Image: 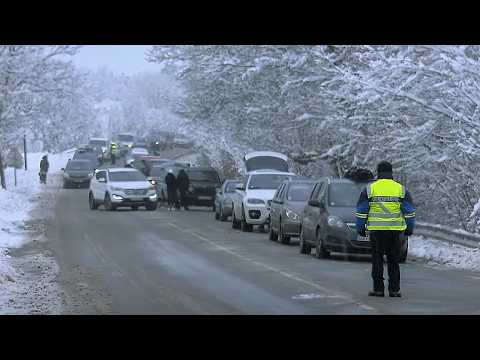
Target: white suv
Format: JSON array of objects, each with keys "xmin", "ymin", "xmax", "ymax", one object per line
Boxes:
[
  {"xmin": 89, "ymin": 168, "xmax": 158, "ymax": 211},
  {"xmin": 232, "ymin": 170, "xmax": 296, "ymax": 232}
]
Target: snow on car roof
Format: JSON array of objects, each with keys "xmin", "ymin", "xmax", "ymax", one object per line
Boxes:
[
  {"xmin": 248, "ymin": 169, "xmax": 295, "ymax": 175},
  {"xmin": 90, "ymin": 138, "xmax": 108, "ymax": 141}
]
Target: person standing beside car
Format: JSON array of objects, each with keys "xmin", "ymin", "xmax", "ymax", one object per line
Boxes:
[
  {"xmin": 356, "ymin": 161, "xmax": 416, "ymax": 298},
  {"xmin": 165, "ymin": 169, "xmax": 178, "ymax": 211},
  {"xmin": 110, "ymin": 142, "xmax": 118, "ymax": 165},
  {"xmin": 177, "ymin": 169, "xmax": 190, "ymax": 210},
  {"xmin": 39, "ymin": 155, "xmax": 49, "ymax": 184}
]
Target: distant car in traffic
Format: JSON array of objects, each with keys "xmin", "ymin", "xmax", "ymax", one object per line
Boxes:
[
  {"xmin": 215, "ymin": 180, "xmax": 242, "ymax": 221},
  {"xmin": 88, "ymin": 138, "xmax": 110, "ymax": 161},
  {"xmin": 128, "ymin": 156, "xmax": 173, "ymax": 176},
  {"xmin": 231, "ymin": 170, "xmax": 296, "ymax": 232},
  {"xmin": 269, "ymin": 179, "xmax": 315, "ymax": 244},
  {"xmin": 133, "ymin": 136, "xmax": 148, "ymax": 149},
  {"xmin": 72, "ymin": 147, "xmax": 101, "ymax": 167},
  {"xmin": 88, "ymin": 168, "xmax": 158, "ymax": 211},
  {"xmin": 173, "ymin": 134, "xmax": 194, "ymax": 149},
  {"xmin": 299, "ymin": 177, "xmax": 408, "ymax": 262},
  {"xmin": 62, "ymin": 159, "xmax": 95, "ymax": 188},
  {"xmin": 125, "ymin": 147, "xmax": 149, "ymax": 167},
  {"xmin": 185, "ymin": 167, "xmax": 221, "ymax": 209},
  {"xmin": 117, "ymin": 133, "xmax": 136, "ymax": 156}
]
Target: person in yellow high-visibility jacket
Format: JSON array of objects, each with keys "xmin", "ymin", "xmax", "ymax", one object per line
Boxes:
[
  {"xmin": 110, "ymin": 142, "xmax": 118, "ymax": 165},
  {"xmin": 356, "ymin": 161, "xmax": 416, "ymax": 298}
]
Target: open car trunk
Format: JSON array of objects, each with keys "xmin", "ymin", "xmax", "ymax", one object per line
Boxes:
[{"xmin": 244, "ymin": 151, "xmax": 289, "ymax": 172}]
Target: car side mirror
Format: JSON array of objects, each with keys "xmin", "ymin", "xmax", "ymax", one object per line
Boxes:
[
  {"xmin": 236, "ymin": 184, "xmax": 245, "ymax": 191},
  {"xmin": 308, "ymin": 199, "xmax": 320, "ymax": 207},
  {"xmin": 98, "ymin": 177, "xmax": 106, "ymax": 183},
  {"xmin": 61, "ymin": 168, "xmax": 65, "ymax": 171}
]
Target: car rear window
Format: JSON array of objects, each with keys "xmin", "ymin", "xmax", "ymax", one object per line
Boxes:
[
  {"xmin": 118, "ymin": 135, "xmax": 135, "ymax": 142},
  {"xmin": 328, "ymin": 183, "xmax": 365, "ymax": 207},
  {"xmin": 89, "ymin": 140, "xmax": 107, "ymax": 147}
]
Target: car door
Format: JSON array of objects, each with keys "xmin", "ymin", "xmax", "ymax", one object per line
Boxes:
[
  {"xmin": 303, "ymin": 182, "xmax": 321, "ymax": 243},
  {"xmin": 314, "ymin": 181, "xmax": 327, "ymax": 240},
  {"xmin": 270, "ymin": 183, "xmax": 284, "ymax": 231},
  {"xmin": 93, "ymin": 170, "xmax": 107, "ymax": 200}
]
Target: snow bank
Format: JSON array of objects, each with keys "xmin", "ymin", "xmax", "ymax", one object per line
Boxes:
[
  {"xmin": 0, "ymin": 151, "xmax": 68, "ymax": 283},
  {"xmin": 410, "ymin": 235, "xmax": 480, "ymax": 272}
]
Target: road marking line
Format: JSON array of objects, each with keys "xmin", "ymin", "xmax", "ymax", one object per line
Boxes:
[{"xmin": 166, "ymin": 222, "xmax": 377, "ymax": 312}]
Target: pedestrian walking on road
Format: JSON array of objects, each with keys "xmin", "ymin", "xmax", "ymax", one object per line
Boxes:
[
  {"xmin": 177, "ymin": 169, "xmax": 190, "ymax": 210},
  {"xmin": 39, "ymin": 155, "xmax": 49, "ymax": 184},
  {"xmin": 165, "ymin": 169, "xmax": 178, "ymax": 211},
  {"xmin": 356, "ymin": 161, "xmax": 416, "ymax": 298}
]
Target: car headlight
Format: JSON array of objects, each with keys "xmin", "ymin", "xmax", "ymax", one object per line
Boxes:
[
  {"xmin": 128, "ymin": 144, "xmax": 133, "ymax": 148},
  {"xmin": 247, "ymin": 198, "xmax": 265, "ymax": 205},
  {"xmin": 112, "ymin": 194, "xmax": 124, "ymax": 200},
  {"xmin": 88, "ymin": 173, "xmax": 93, "ymax": 178},
  {"xmin": 111, "ymin": 186, "xmax": 124, "ymax": 191},
  {"xmin": 63, "ymin": 173, "xmax": 70, "ymax": 179},
  {"xmin": 327, "ymin": 216, "xmax": 346, "ymax": 229},
  {"xmin": 285, "ymin": 208, "xmax": 300, "ymax": 221}
]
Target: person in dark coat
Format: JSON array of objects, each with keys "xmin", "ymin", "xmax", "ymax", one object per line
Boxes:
[
  {"xmin": 176, "ymin": 169, "xmax": 190, "ymax": 210},
  {"xmin": 39, "ymin": 155, "xmax": 49, "ymax": 184},
  {"xmin": 165, "ymin": 170, "xmax": 178, "ymax": 211}
]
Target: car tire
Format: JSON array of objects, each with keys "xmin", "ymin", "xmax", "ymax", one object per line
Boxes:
[
  {"xmin": 104, "ymin": 194, "xmax": 116, "ymax": 211},
  {"xmin": 278, "ymin": 219, "xmax": 291, "ymax": 245},
  {"xmin": 131, "ymin": 206, "xmax": 139, "ymax": 211},
  {"xmin": 269, "ymin": 223, "xmax": 277, "ymax": 241},
  {"xmin": 89, "ymin": 192, "xmax": 98, "ymax": 210},
  {"xmin": 220, "ymin": 206, "xmax": 228, "ymax": 222},
  {"xmin": 299, "ymin": 227, "xmax": 311, "ymax": 254},
  {"xmin": 315, "ymin": 230, "xmax": 330, "ymax": 259},
  {"xmin": 241, "ymin": 207, "xmax": 253, "ymax": 232},
  {"xmin": 232, "ymin": 206, "xmax": 241, "ymax": 229},
  {"xmin": 146, "ymin": 202, "xmax": 158, "ymax": 211}
]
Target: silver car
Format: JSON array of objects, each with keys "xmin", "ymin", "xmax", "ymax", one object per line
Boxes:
[{"xmin": 215, "ymin": 180, "xmax": 242, "ymax": 221}]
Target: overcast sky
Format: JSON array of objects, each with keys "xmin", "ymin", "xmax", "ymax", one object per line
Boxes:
[{"xmin": 71, "ymin": 45, "xmax": 160, "ymax": 75}]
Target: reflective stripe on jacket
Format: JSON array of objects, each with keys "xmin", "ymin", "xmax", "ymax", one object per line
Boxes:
[{"xmin": 366, "ymin": 179, "xmax": 406, "ymax": 231}]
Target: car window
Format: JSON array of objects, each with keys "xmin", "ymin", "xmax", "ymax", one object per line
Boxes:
[
  {"xmin": 309, "ymin": 182, "xmax": 321, "ymax": 200},
  {"xmin": 225, "ymin": 181, "xmax": 241, "ymax": 193},
  {"xmin": 287, "ymin": 183, "xmax": 315, "ymax": 202},
  {"xmin": 273, "ymin": 184, "xmax": 284, "ymax": 202},
  {"xmin": 96, "ymin": 170, "xmax": 106, "ymax": 181},
  {"xmin": 187, "ymin": 170, "xmax": 220, "ymax": 183},
  {"xmin": 316, "ymin": 182, "xmax": 326, "ymax": 201}
]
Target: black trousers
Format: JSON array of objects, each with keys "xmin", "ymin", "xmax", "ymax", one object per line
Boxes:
[
  {"xmin": 370, "ymin": 231, "xmax": 401, "ymax": 293},
  {"xmin": 179, "ymin": 190, "xmax": 189, "ymax": 209}
]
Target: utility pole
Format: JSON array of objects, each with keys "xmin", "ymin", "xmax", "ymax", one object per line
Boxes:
[{"xmin": 23, "ymin": 134, "xmax": 27, "ymax": 170}]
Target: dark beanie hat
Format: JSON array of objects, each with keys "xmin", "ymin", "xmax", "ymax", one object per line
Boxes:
[{"xmin": 377, "ymin": 161, "xmax": 392, "ymax": 174}]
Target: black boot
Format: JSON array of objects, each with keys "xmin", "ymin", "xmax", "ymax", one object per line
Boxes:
[
  {"xmin": 389, "ymin": 291, "xmax": 402, "ymax": 298},
  {"xmin": 368, "ymin": 291, "xmax": 384, "ymax": 297}
]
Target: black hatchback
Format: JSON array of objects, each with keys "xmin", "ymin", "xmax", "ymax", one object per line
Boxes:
[
  {"xmin": 299, "ymin": 178, "xmax": 408, "ymax": 262},
  {"xmin": 185, "ymin": 167, "xmax": 221, "ymax": 209}
]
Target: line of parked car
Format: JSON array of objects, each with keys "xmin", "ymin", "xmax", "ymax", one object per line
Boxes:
[{"xmin": 213, "ymin": 151, "xmax": 409, "ymax": 262}]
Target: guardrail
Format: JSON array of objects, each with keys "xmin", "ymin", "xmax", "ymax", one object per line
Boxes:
[{"xmin": 415, "ymin": 222, "xmax": 480, "ymax": 249}]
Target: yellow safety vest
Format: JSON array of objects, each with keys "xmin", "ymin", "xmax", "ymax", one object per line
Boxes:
[{"xmin": 366, "ymin": 179, "xmax": 406, "ymax": 231}]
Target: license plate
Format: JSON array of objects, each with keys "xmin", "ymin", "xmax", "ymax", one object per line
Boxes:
[
  {"xmin": 198, "ymin": 196, "xmax": 212, "ymax": 200},
  {"xmin": 357, "ymin": 235, "xmax": 370, "ymax": 242}
]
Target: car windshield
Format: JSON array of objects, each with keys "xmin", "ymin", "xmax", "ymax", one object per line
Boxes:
[
  {"xmin": 109, "ymin": 171, "xmax": 146, "ymax": 182},
  {"xmin": 328, "ymin": 183, "xmax": 365, "ymax": 207},
  {"xmin": 245, "ymin": 156, "xmax": 289, "ymax": 172},
  {"xmin": 248, "ymin": 174, "xmax": 291, "ymax": 190},
  {"xmin": 118, "ymin": 135, "xmax": 135, "ymax": 142},
  {"xmin": 286, "ymin": 183, "xmax": 314, "ymax": 201},
  {"xmin": 67, "ymin": 161, "xmax": 92, "ymax": 171},
  {"xmin": 187, "ymin": 170, "xmax": 220, "ymax": 183},
  {"xmin": 150, "ymin": 167, "xmax": 166, "ymax": 177},
  {"xmin": 225, "ymin": 182, "xmax": 241, "ymax": 193},
  {"xmin": 89, "ymin": 140, "xmax": 107, "ymax": 147}
]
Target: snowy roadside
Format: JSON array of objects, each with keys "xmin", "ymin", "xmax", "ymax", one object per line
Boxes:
[
  {"xmin": 409, "ymin": 235, "xmax": 480, "ymax": 272},
  {"xmin": 0, "ymin": 151, "xmax": 72, "ymax": 314}
]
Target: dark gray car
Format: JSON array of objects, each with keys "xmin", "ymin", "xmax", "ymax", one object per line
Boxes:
[
  {"xmin": 299, "ymin": 178, "xmax": 408, "ymax": 262},
  {"xmin": 269, "ymin": 179, "xmax": 315, "ymax": 244},
  {"xmin": 215, "ymin": 180, "xmax": 242, "ymax": 221},
  {"xmin": 62, "ymin": 159, "xmax": 94, "ymax": 188}
]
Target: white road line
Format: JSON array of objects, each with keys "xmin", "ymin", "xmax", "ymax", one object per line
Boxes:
[{"xmin": 167, "ymin": 222, "xmax": 378, "ymax": 312}]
